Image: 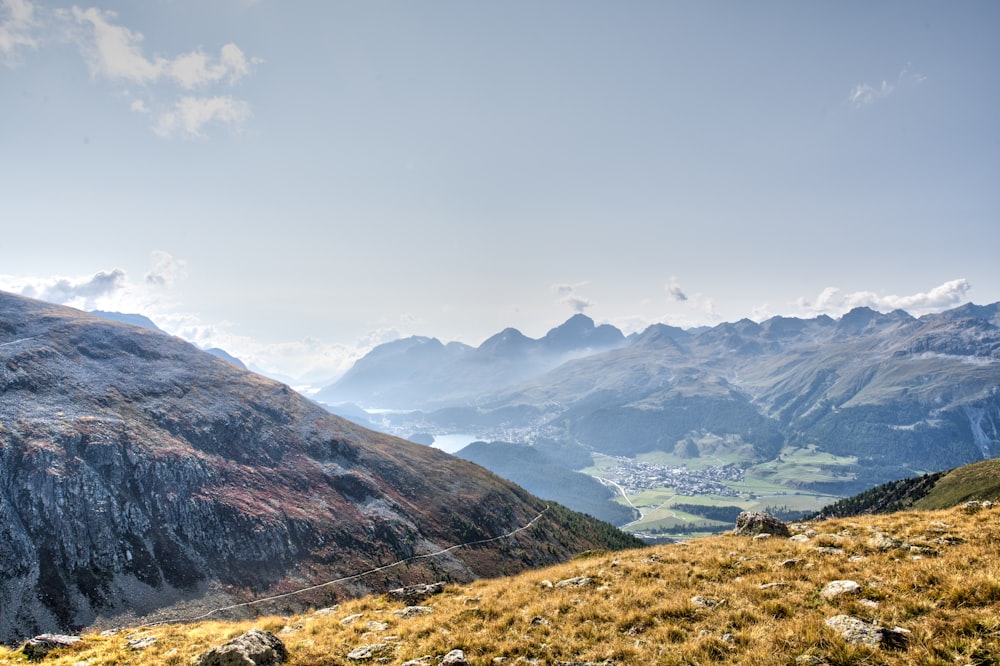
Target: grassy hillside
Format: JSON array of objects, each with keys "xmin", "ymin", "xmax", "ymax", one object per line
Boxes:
[
  {"xmin": 4, "ymin": 504, "xmax": 998, "ymax": 665},
  {"xmin": 812, "ymin": 458, "xmax": 1000, "ymax": 519},
  {"xmin": 912, "ymin": 458, "xmax": 1000, "ymax": 509}
]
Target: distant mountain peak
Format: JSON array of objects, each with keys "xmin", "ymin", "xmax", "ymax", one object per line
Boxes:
[
  {"xmin": 542, "ymin": 314, "xmax": 624, "ymax": 352},
  {"xmin": 89, "ymin": 310, "xmax": 164, "ymax": 333}
]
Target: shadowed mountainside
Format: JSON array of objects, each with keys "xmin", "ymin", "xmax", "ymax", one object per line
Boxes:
[{"xmin": 0, "ymin": 292, "xmax": 640, "ymax": 644}]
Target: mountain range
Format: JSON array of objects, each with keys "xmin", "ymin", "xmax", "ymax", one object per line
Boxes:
[
  {"xmin": 314, "ymin": 313, "xmax": 626, "ymax": 409},
  {"xmin": 0, "ymin": 292, "xmax": 640, "ymax": 644},
  {"xmin": 320, "ymin": 304, "xmax": 1000, "ymax": 506}
]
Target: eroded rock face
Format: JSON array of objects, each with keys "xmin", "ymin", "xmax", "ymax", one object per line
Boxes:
[{"xmin": 0, "ymin": 293, "xmax": 642, "ymax": 644}]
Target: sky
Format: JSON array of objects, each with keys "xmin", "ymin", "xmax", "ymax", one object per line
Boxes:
[{"xmin": 2, "ymin": 1, "xmax": 998, "ymax": 387}]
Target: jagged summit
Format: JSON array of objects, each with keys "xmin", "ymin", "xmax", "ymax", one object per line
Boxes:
[
  {"xmin": 0, "ymin": 292, "xmax": 639, "ymax": 643},
  {"xmin": 315, "ymin": 314, "xmax": 627, "ymax": 409}
]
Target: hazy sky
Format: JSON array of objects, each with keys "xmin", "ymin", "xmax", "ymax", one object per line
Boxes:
[{"xmin": 2, "ymin": 1, "xmax": 998, "ymax": 385}]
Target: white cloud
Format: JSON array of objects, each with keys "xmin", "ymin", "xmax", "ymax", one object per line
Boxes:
[
  {"xmin": 0, "ymin": 0, "xmax": 38, "ymax": 63},
  {"xmin": 153, "ymin": 95, "xmax": 251, "ymax": 138},
  {"xmin": 0, "ymin": 268, "xmax": 127, "ymax": 311},
  {"xmin": 847, "ymin": 62, "xmax": 926, "ymax": 109},
  {"xmin": 166, "ymin": 42, "xmax": 254, "ymax": 89},
  {"xmin": 666, "ymin": 277, "xmax": 688, "ymax": 302},
  {"xmin": 18, "ymin": 4, "xmax": 262, "ymax": 138},
  {"xmin": 65, "ymin": 8, "xmax": 256, "ymax": 89},
  {"xmin": 67, "ymin": 6, "xmax": 162, "ymax": 83},
  {"xmin": 0, "ymin": 254, "xmax": 375, "ymax": 387},
  {"xmin": 553, "ymin": 282, "xmax": 593, "ymax": 313},
  {"xmin": 848, "ymin": 80, "xmax": 894, "ymax": 108},
  {"xmin": 144, "ymin": 250, "xmax": 187, "ymax": 287},
  {"xmin": 166, "ymin": 321, "xmax": 371, "ymax": 387},
  {"xmin": 799, "ymin": 278, "xmax": 971, "ymax": 317},
  {"xmin": 0, "ymin": 251, "xmax": 189, "ymax": 313}
]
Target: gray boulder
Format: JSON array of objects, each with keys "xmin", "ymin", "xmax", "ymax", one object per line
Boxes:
[
  {"xmin": 441, "ymin": 649, "xmax": 469, "ymax": 665},
  {"xmin": 825, "ymin": 614, "xmax": 910, "ymax": 650},
  {"xmin": 22, "ymin": 634, "xmax": 81, "ymax": 661},
  {"xmin": 820, "ymin": 580, "xmax": 861, "ymax": 600},
  {"xmin": 388, "ymin": 582, "xmax": 447, "ymax": 604},
  {"xmin": 194, "ymin": 629, "xmax": 288, "ymax": 666},
  {"xmin": 733, "ymin": 511, "xmax": 791, "ymax": 538}
]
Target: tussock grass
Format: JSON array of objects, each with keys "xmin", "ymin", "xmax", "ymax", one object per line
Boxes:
[{"xmin": 2, "ymin": 505, "xmax": 998, "ymax": 665}]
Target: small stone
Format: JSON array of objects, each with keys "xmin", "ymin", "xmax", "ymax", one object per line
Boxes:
[
  {"xmin": 868, "ymin": 533, "xmax": 904, "ymax": 551},
  {"xmin": 813, "ymin": 546, "xmax": 845, "ymax": 556},
  {"xmin": 441, "ymin": 649, "xmax": 469, "ymax": 665},
  {"xmin": 346, "ymin": 643, "xmax": 392, "ymax": 661},
  {"xmin": 394, "ymin": 606, "xmax": 434, "ymax": 618},
  {"xmin": 126, "ymin": 636, "xmax": 157, "ymax": 650},
  {"xmin": 691, "ymin": 595, "xmax": 725, "ymax": 609},
  {"xmin": 555, "ymin": 576, "xmax": 593, "ymax": 589},
  {"xmin": 387, "ymin": 582, "xmax": 446, "ymax": 604},
  {"xmin": 962, "ymin": 500, "xmax": 983, "ymax": 514},
  {"xmin": 821, "ymin": 580, "xmax": 862, "ymax": 600},
  {"xmin": 312, "ymin": 606, "xmax": 339, "ymax": 616}
]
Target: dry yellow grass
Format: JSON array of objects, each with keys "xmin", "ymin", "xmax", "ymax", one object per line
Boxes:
[{"xmin": 2, "ymin": 505, "xmax": 998, "ymax": 665}]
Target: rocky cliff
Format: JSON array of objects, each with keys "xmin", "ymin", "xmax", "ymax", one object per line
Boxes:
[{"xmin": 0, "ymin": 292, "xmax": 640, "ymax": 643}]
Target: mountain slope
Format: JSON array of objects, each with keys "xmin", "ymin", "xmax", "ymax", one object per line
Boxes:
[
  {"xmin": 0, "ymin": 292, "xmax": 641, "ymax": 643},
  {"xmin": 813, "ymin": 457, "xmax": 1000, "ymax": 518},
  {"xmin": 453, "ymin": 440, "xmax": 637, "ymax": 525},
  {"xmin": 4, "ymin": 503, "xmax": 998, "ymax": 665}
]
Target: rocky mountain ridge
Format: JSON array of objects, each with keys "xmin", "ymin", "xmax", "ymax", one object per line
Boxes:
[
  {"xmin": 314, "ymin": 313, "xmax": 626, "ymax": 410},
  {"xmin": 330, "ymin": 303, "xmax": 1000, "ymax": 518},
  {"xmin": 0, "ymin": 292, "xmax": 640, "ymax": 644}
]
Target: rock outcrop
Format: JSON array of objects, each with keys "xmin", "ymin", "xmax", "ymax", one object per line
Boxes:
[
  {"xmin": 824, "ymin": 615, "xmax": 910, "ymax": 650},
  {"xmin": 733, "ymin": 511, "xmax": 791, "ymax": 537},
  {"xmin": 194, "ymin": 629, "xmax": 287, "ymax": 666}
]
